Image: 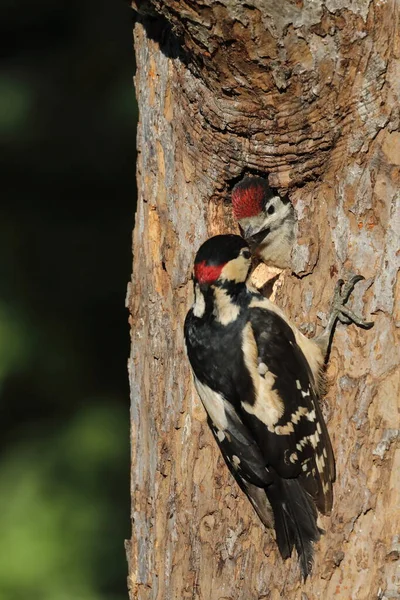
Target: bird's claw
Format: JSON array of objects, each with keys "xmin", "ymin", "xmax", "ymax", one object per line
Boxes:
[
  {"xmin": 331, "ymin": 276, "xmax": 374, "ymax": 330},
  {"xmin": 314, "ymin": 275, "xmax": 374, "ymax": 358}
]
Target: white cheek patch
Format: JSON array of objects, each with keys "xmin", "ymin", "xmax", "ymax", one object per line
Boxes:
[
  {"xmin": 263, "ymin": 197, "xmax": 292, "ymax": 228},
  {"xmin": 240, "ymin": 197, "xmax": 291, "ymax": 238},
  {"xmin": 220, "ymin": 255, "xmax": 250, "ymax": 284}
]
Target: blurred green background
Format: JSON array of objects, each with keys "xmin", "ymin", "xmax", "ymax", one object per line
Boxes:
[{"xmin": 1, "ymin": 1, "xmax": 136, "ymax": 599}]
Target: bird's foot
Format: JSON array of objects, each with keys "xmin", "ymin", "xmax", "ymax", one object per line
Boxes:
[{"xmin": 314, "ymin": 275, "xmax": 374, "ymax": 358}]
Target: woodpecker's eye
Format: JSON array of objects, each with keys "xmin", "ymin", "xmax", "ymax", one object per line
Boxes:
[
  {"xmin": 267, "ymin": 205, "xmax": 275, "ymax": 215},
  {"xmin": 241, "ymin": 249, "xmax": 251, "ymax": 260}
]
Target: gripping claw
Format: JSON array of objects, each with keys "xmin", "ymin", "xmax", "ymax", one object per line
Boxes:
[{"xmin": 314, "ymin": 275, "xmax": 374, "ymax": 357}]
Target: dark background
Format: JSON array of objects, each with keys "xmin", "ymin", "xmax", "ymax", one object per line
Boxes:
[{"xmin": 0, "ymin": 1, "xmax": 137, "ymax": 598}]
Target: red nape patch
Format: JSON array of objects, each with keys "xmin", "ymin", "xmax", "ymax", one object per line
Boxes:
[
  {"xmin": 194, "ymin": 260, "xmax": 226, "ymax": 284},
  {"xmin": 231, "ymin": 184, "xmax": 265, "ymax": 220}
]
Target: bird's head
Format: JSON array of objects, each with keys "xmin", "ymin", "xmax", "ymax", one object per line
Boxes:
[
  {"xmin": 193, "ymin": 234, "xmax": 252, "ymax": 289},
  {"xmin": 231, "ymin": 176, "xmax": 293, "ymax": 254}
]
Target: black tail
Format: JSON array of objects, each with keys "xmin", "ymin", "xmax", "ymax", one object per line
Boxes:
[{"xmin": 266, "ymin": 477, "xmax": 321, "ymax": 579}]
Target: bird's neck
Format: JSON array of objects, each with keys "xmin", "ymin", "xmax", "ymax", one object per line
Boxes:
[{"xmin": 193, "ymin": 280, "xmax": 247, "ymax": 325}]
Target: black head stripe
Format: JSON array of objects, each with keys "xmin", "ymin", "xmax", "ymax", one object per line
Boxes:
[{"xmin": 194, "ymin": 234, "xmax": 249, "ymax": 267}]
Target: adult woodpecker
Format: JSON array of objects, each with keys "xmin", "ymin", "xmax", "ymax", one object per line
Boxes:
[
  {"xmin": 184, "ymin": 234, "xmax": 373, "ymax": 578},
  {"xmin": 231, "ymin": 176, "xmax": 295, "ymax": 268}
]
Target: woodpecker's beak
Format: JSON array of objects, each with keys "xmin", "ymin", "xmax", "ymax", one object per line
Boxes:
[{"xmin": 244, "ymin": 226, "xmax": 271, "ymax": 251}]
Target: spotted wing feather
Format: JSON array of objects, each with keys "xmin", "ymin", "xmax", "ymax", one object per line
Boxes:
[
  {"xmin": 244, "ymin": 307, "xmax": 335, "ymax": 514},
  {"xmin": 208, "ymin": 418, "xmax": 274, "ymax": 529},
  {"xmin": 203, "ymin": 397, "xmax": 272, "ymax": 488}
]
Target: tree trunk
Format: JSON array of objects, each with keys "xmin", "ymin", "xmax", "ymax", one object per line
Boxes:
[{"xmin": 127, "ymin": 2, "xmax": 400, "ymax": 598}]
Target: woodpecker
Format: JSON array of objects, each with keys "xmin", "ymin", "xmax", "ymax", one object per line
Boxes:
[
  {"xmin": 184, "ymin": 234, "xmax": 373, "ymax": 578},
  {"xmin": 231, "ymin": 176, "xmax": 295, "ymax": 269}
]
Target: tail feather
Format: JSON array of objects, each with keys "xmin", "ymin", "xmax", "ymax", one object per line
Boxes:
[
  {"xmin": 266, "ymin": 477, "xmax": 321, "ymax": 579},
  {"xmin": 241, "ymin": 480, "xmax": 275, "ymax": 529}
]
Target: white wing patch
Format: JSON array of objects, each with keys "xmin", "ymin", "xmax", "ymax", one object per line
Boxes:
[
  {"xmin": 308, "ymin": 431, "xmax": 320, "ymax": 448},
  {"xmin": 232, "ymin": 455, "xmax": 241, "ymax": 467},
  {"xmin": 316, "ymin": 453, "xmax": 326, "ymax": 474},
  {"xmin": 307, "ymin": 409, "xmax": 316, "ymax": 422},
  {"xmin": 241, "ymin": 322, "xmax": 284, "ymax": 429},
  {"xmin": 291, "ymin": 406, "xmax": 309, "ymax": 424},
  {"xmin": 258, "ymin": 362, "xmax": 268, "ymax": 376},
  {"xmin": 216, "ymin": 429, "xmax": 225, "ymax": 442}
]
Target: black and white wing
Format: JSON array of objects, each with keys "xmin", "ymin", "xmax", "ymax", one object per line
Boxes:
[
  {"xmin": 190, "ymin": 374, "xmax": 275, "ymax": 528},
  {"xmin": 207, "ymin": 417, "xmax": 274, "ymax": 529},
  {"xmin": 241, "ymin": 305, "xmax": 335, "ymax": 515}
]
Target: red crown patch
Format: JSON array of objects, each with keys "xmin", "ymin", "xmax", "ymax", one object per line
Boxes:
[
  {"xmin": 231, "ymin": 183, "xmax": 265, "ymax": 220},
  {"xmin": 194, "ymin": 261, "xmax": 226, "ymax": 284}
]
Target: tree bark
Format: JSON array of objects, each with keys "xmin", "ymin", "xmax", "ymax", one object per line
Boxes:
[{"xmin": 127, "ymin": 2, "xmax": 400, "ymax": 598}]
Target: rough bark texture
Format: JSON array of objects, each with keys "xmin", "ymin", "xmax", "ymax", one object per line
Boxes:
[{"xmin": 127, "ymin": 1, "xmax": 400, "ymax": 598}]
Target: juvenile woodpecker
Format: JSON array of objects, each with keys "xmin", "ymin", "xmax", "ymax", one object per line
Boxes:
[
  {"xmin": 231, "ymin": 176, "xmax": 295, "ymax": 269},
  {"xmin": 184, "ymin": 234, "xmax": 373, "ymax": 578}
]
